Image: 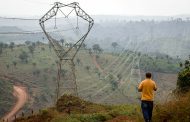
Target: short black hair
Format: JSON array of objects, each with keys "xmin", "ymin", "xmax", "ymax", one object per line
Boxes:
[{"xmin": 146, "ymin": 72, "xmax": 152, "ymax": 78}]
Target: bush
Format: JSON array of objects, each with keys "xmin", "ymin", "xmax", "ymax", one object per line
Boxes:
[
  {"xmin": 40, "ymin": 109, "xmax": 49, "ymax": 116},
  {"xmin": 177, "ymin": 65, "xmax": 190, "ymax": 92},
  {"xmin": 56, "ymin": 95, "xmax": 86, "ymax": 113}
]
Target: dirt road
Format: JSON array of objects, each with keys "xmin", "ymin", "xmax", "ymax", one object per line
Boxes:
[
  {"xmin": 92, "ymin": 55, "xmax": 107, "ymax": 75},
  {"xmin": 3, "ymin": 85, "xmax": 28, "ymax": 121}
]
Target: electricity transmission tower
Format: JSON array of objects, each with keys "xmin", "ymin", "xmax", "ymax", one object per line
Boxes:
[{"xmin": 39, "ymin": 2, "xmax": 94, "ymax": 100}]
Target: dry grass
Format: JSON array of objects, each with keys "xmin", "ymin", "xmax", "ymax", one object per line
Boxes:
[{"xmin": 152, "ymin": 91, "xmax": 190, "ymax": 122}]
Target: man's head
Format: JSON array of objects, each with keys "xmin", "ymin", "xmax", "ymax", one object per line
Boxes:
[{"xmin": 146, "ymin": 72, "xmax": 152, "ymax": 79}]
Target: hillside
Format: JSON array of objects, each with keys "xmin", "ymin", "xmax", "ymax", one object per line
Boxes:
[
  {"xmin": 1, "ymin": 16, "xmax": 190, "ymax": 58},
  {"xmin": 0, "ymin": 79, "xmax": 14, "ymax": 117},
  {"xmin": 0, "ymin": 42, "xmax": 180, "ymax": 118},
  {"xmin": 0, "ymin": 26, "xmax": 45, "ymax": 44}
]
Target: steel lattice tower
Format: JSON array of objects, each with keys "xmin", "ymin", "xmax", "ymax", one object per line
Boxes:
[{"xmin": 39, "ymin": 2, "xmax": 94, "ymax": 99}]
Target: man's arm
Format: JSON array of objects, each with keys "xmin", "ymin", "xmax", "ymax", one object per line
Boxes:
[
  {"xmin": 153, "ymin": 87, "xmax": 157, "ymax": 91},
  {"xmin": 138, "ymin": 88, "xmax": 142, "ymax": 92},
  {"xmin": 153, "ymin": 82, "xmax": 157, "ymax": 91},
  {"xmin": 138, "ymin": 82, "xmax": 143, "ymax": 92}
]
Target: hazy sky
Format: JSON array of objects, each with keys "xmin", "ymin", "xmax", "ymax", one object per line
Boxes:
[{"xmin": 0, "ymin": 0, "xmax": 190, "ymax": 16}]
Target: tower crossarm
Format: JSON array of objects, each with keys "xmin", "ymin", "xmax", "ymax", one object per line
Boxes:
[{"xmin": 39, "ymin": 2, "xmax": 94, "ymax": 60}]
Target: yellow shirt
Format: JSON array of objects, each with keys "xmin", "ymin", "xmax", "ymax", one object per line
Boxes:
[{"xmin": 138, "ymin": 79, "xmax": 157, "ymax": 101}]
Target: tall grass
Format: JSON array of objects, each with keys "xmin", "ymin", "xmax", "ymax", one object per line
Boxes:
[{"xmin": 152, "ymin": 91, "xmax": 190, "ymax": 122}]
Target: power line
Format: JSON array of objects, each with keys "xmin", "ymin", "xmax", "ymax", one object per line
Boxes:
[
  {"xmin": 0, "ymin": 16, "xmax": 39, "ymax": 20},
  {"xmin": 0, "ymin": 32, "xmax": 41, "ymax": 34},
  {"xmin": 0, "ymin": 16, "xmax": 77, "ymax": 21},
  {"xmin": 24, "ymin": 0, "xmax": 51, "ymax": 5},
  {"xmin": 0, "ymin": 28, "xmax": 78, "ymax": 35}
]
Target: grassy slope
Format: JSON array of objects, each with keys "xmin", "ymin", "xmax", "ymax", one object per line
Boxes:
[
  {"xmin": 0, "ymin": 44, "xmax": 180, "ymax": 114},
  {"xmin": 0, "ymin": 79, "xmax": 14, "ymax": 117},
  {"xmin": 15, "ymin": 92, "xmax": 190, "ymax": 122}
]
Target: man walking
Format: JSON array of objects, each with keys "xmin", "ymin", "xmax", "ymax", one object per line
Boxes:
[{"xmin": 138, "ymin": 72, "xmax": 157, "ymax": 122}]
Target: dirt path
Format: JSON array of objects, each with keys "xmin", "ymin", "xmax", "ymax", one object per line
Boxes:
[
  {"xmin": 92, "ymin": 55, "xmax": 107, "ymax": 75},
  {"xmin": 3, "ymin": 85, "xmax": 28, "ymax": 121}
]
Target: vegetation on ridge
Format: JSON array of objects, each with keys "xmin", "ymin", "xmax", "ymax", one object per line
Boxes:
[{"xmin": 16, "ymin": 95, "xmax": 137, "ymax": 122}]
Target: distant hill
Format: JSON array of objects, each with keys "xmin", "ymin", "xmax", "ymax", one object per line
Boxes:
[
  {"xmin": 0, "ymin": 15, "xmax": 190, "ymax": 58},
  {"xmin": 0, "ymin": 26, "xmax": 46, "ymax": 44},
  {"xmin": 0, "ymin": 26, "xmax": 23, "ymax": 32}
]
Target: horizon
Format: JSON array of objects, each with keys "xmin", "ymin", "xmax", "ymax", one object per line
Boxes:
[{"xmin": 0, "ymin": 14, "xmax": 190, "ymax": 20}]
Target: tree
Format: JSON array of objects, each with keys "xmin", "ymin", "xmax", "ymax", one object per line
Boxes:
[
  {"xmin": 60, "ymin": 69, "xmax": 67, "ymax": 77},
  {"xmin": 32, "ymin": 62, "xmax": 36, "ymax": 68},
  {"xmin": 25, "ymin": 41, "xmax": 31, "ymax": 45},
  {"xmin": 35, "ymin": 69, "xmax": 41, "ymax": 77},
  {"xmin": 41, "ymin": 47, "xmax": 45, "ymax": 51},
  {"xmin": 48, "ymin": 42, "xmax": 52, "ymax": 52},
  {"xmin": 81, "ymin": 43, "xmax": 87, "ymax": 49},
  {"xmin": 138, "ymin": 52, "xmax": 141, "ymax": 56},
  {"xmin": 92, "ymin": 44, "xmax": 102, "ymax": 54},
  {"xmin": 96, "ymin": 55, "xmax": 99, "ymax": 59},
  {"xmin": 0, "ymin": 43, "xmax": 3, "ymax": 48},
  {"xmin": 12, "ymin": 61, "xmax": 17, "ymax": 68},
  {"xmin": 3, "ymin": 43, "xmax": 8, "ymax": 48},
  {"xmin": 92, "ymin": 44, "xmax": 99, "ymax": 53},
  {"xmin": 166, "ymin": 55, "xmax": 170, "ymax": 64},
  {"xmin": 88, "ymin": 48, "xmax": 92, "ymax": 55},
  {"xmin": 177, "ymin": 58, "xmax": 190, "ymax": 92},
  {"xmin": 32, "ymin": 42, "xmax": 36, "ymax": 48},
  {"xmin": 19, "ymin": 51, "xmax": 29, "ymax": 63},
  {"xmin": 33, "ymin": 69, "xmax": 41, "ymax": 77},
  {"xmin": 28, "ymin": 45, "xmax": 35, "ymax": 57},
  {"xmin": 184, "ymin": 60, "xmax": 190, "ymax": 69},
  {"xmin": 177, "ymin": 68, "xmax": 190, "ymax": 92},
  {"xmin": 69, "ymin": 43, "xmax": 73, "ymax": 48},
  {"xmin": 97, "ymin": 72, "xmax": 101, "ymax": 79},
  {"xmin": 55, "ymin": 60, "xmax": 59, "ymax": 65},
  {"xmin": 0, "ymin": 47, "xmax": 2, "ymax": 55},
  {"xmin": 36, "ymin": 41, "xmax": 41, "ymax": 46},
  {"xmin": 98, "ymin": 48, "xmax": 103, "ymax": 54},
  {"xmin": 117, "ymin": 74, "xmax": 122, "ymax": 80},
  {"xmin": 43, "ymin": 74, "xmax": 48, "ymax": 81},
  {"xmin": 76, "ymin": 58, "xmax": 80, "ymax": 65},
  {"xmin": 6, "ymin": 64, "xmax": 10, "ymax": 69},
  {"xmin": 9, "ymin": 42, "xmax": 15, "ymax": 51},
  {"xmin": 107, "ymin": 74, "xmax": 118, "ymax": 91},
  {"xmin": 60, "ymin": 39, "xmax": 64, "ymax": 47},
  {"xmin": 111, "ymin": 42, "xmax": 118, "ymax": 52},
  {"xmin": 65, "ymin": 43, "xmax": 69, "ymax": 48},
  {"xmin": 179, "ymin": 62, "xmax": 183, "ymax": 67},
  {"xmin": 74, "ymin": 44, "xmax": 78, "ymax": 49},
  {"xmin": 52, "ymin": 76, "xmax": 56, "ymax": 82},
  {"xmin": 0, "ymin": 43, "xmax": 5, "ymax": 55},
  {"xmin": 85, "ymin": 66, "xmax": 90, "ymax": 72}
]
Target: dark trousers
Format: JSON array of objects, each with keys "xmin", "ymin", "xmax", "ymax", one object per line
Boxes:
[{"xmin": 141, "ymin": 100, "xmax": 153, "ymax": 122}]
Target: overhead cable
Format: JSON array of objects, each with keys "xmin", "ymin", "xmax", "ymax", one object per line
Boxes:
[{"xmin": 0, "ymin": 16, "xmax": 38, "ymax": 20}]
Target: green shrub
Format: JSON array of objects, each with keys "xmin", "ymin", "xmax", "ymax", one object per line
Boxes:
[
  {"xmin": 177, "ymin": 68, "xmax": 190, "ymax": 91},
  {"xmin": 40, "ymin": 109, "xmax": 49, "ymax": 116}
]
